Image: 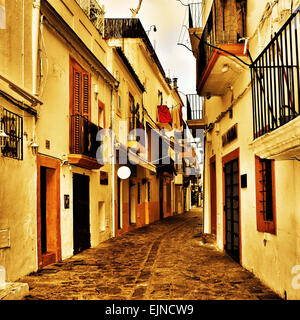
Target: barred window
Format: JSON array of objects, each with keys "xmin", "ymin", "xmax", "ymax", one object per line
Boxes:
[
  {"xmin": 1, "ymin": 109, "xmax": 23, "ymax": 160},
  {"xmin": 255, "ymin": 156, "xmax": 276, "ymax": 234}
]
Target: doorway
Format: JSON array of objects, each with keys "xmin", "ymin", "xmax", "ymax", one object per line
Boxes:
[
  {"xmin": 37, "ymin": 155, "xmax": 61, "ymax": 269},
  {"xmin": 129, "ymin": 179, "xmax": 136, "ymax": 224},
  {"xmin": 73, "ymin": 173, "xmax": 90, "ymax": 254},
  {"xmin": 223, "ymin": 156, "xmax": 240, "ymax": 263},
  {"xmin": 159, "ymin": 179, "xmax": 164, "ymax": 219},
  {"xmin": 210, "ymin": 155, "xmax": 217, "ymax": 235}
]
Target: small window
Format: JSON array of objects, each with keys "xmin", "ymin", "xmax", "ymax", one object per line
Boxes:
[
  {"xmin": 98, "ymin": 101, "xmax": 105, "ymax": 129},
  {"xmin": 118, "ymin": 94, "xmax": 121, "ymax": 111},
  {"xmin": 255, "ymin": 156, "xmax": 276, "ymax": 234},
  {"xmin": 1, "ymin": 109, "xmax": 23, "ymax": 160},
  {"xmin": 147, "ymin": 181, "xmax": 151, "ymax": 202}
]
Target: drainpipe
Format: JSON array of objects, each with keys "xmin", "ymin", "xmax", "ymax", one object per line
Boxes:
[
  {"xmin": 110, "ymin": 87, "xmax": 115, "ymax": 238},
  {"xmin": 32, "ymin": 0, "xmax": 41, "ymax": 95}
]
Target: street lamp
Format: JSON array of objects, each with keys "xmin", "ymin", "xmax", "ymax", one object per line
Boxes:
[{"xmin": 146, "ymin": 25, "xmax": 157, "ymax": 35}]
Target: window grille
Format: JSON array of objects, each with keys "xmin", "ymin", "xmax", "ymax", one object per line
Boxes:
[{"xmin": 1, "ymin": 109, "xmax": 23, "ymax": 160}]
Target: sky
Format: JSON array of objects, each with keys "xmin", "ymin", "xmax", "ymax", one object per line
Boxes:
[{"xmin": 102, "ymin": 0, "xmax": 197, "ymax": 96}]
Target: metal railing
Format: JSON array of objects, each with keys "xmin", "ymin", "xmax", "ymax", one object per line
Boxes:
[
  {"xmin": 186, "ymin": 94, "xmax": 203, "ymax": 120},
  {"xmin": 1, "ymin": 109, "xmax": 23, "ymax": 160},
  {"xmin": 75, "ymin": 0, "xmax": 105, "ymax": 35},
  {"xmin": 178, "ymin": 2, "xmax": 202, "ymax": 52},
  {"xmin": 188, "ymin": 2, "xmax": 203, "ymax": 29},
  {"xmin": 251, "ymin": 6, "xmax": 300, "ymax": 139},
  {"xmin": 70, "ymin": 114, "xmax": 101, "ymax": 159}
]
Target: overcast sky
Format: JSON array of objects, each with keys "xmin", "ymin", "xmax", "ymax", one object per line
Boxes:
[{"xmin": 102, "ymin": 0, "xmax": 197, "ymax": 95}]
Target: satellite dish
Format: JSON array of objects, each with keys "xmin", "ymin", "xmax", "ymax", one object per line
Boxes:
[{"xmin": 117, "ymin": 166, "xmax": 131, "ymax": 180}]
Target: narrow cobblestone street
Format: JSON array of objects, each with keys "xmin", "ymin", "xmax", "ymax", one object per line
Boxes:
[{"xmin": 20, "ymin": 208, "xmax": 280, "ymax": 300}]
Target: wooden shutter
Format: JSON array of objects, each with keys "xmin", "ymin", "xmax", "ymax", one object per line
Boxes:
[
  {"xmin": 70, "ymin": 58, "xmax": 90, "ymax": 154},
  {"xmin": 72, "ymin": 67, "xmax": 82, "ymax": 154},
  {"xmin": 82, "ymin": 72, "xmax": 90, "ymax": 119},
  {"xmin": 73, "ymin": 69, "xmax": 82, "ymax": 115}
]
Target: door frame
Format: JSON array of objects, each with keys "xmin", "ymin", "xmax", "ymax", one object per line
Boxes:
[
  {"xmin": 210, "ymin": 155, "xmax": 217, "ymax": 236},
  {"xmin": 222, "ymin": 148, "xmax": 241, "ymax": 264},
  {"xmin": 37, "ymin": 155, "xmax": 61, "ymax": 269}
]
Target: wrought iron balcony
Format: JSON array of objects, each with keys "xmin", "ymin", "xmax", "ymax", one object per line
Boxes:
[
  {"xmin": 69, "ymin": 114, "xmax": 102, "ymax": 169},
  {"xmin": 251, "ymin": 6, "xmax": 300, "ymax": 139},
  {"xmin": 196, "ymin": 0, "xmax": 247, "ymax": 96},
  {"xmin": 75, "ymin": 0, "xmax": 105, "ymax": 35},
  {"xmin": 186, "ymin": 94, "xmax": 206, "ymax": 135}
]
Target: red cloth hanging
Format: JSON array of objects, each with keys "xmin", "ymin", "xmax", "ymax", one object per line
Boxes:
[{"xmin": 157, "ymin": 105, "xmax": 172, "ymax": 123}]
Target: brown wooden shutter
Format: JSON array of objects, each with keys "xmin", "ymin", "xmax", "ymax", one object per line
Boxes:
[
  {"xmin": 73, "ymin": 69, "xmax": 82, "ymax": 115},
  {"xmin": 82, "ymin": 72, "xmax": 90, "ymax": 120}
]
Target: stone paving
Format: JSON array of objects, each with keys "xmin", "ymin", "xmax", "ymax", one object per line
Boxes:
[{"xmin": 20, "ymin": 208, "xmax": 281, "ymax": 300}]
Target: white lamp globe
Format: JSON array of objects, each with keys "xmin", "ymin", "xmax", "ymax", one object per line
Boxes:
[{"xmin": 117, "ymin": 166, "xmax": 131, "ymax": 180}]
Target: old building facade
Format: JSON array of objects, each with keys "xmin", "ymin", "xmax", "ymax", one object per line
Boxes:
[
  {"xmin": 0, "ymin": 0, "xmax": 194, "ymax": 282},
  {"xmin": 188, "ymin": 0, "xmax": 300, "ymax": 299}
]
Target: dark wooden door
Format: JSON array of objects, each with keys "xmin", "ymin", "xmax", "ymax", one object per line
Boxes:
[
  {"xmin": 73, "ymin": 173, "xmax": 90, "ymax": 254},
  {"xmin": 210, "ymin": 158, "xmax": 217, "ymax": 235},
  {"xmin": 224, "ymin": 158, "xmax": 240, "ymax": 262},
  {"xmin": 159, "ymin": 179, "xmax": 164, "ymax": 219}
]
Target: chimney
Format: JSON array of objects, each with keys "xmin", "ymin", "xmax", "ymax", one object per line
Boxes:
[{"xmin": 172, "ymin": 77, "xmax": 178, "ymax": 89}]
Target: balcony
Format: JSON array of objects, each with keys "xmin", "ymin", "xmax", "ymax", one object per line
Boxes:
[
  {"xmin": 195, "ymin": 0, "xmax": 248, "ymax": 96},
  {"xmin": 250, "ymin": 6, "xmax": 300, "ymax": 160},
  {"xmin": 75, "ymin": 0, "xmax": 105, "ymax": 35},
  {"xmin": 186, "ymin": 94, "xmax": 206, "ymax": 134},
  {"xmin": 178, "ymin": 2, "xmax": 203, "ymax": 55},
  {"xmin": 69, "ymin": 114, "xmax": 103, "ymax": 170}
]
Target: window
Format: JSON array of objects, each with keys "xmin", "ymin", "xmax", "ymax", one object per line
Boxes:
[
  {"xmin": 70, "ymin": 58, "xmax": 90, "ymax": 119},
  {"xmin": 147, "ymin": 181, "xmax": 151, "ymax": 202},
  {"xmin": 1, "ymin": 109, "xmax": 23, "ymax": 160},
  {"xmin": 70, "ymin": 58, "xmax": 91, "ymax": 155},
  {"xmin": 98, "ymin": 101, "xmax": 105, "ymax": 128},
  {"xmin": 118, "ymin": 94, "xmax": 121, "ymax": 112},
  {"xmin": 255, "ymin": 156, "xmax": 276, "ymax": 234}
]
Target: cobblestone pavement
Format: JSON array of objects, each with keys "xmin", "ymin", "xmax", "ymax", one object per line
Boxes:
[{"xmin": 20, "ymin": 208, "xmax": 281, "ymax": 300}]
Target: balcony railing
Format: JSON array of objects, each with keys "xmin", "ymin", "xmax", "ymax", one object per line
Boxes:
[
  {"xmin": 198, "ymin": 0, "xmax": 247, "ymax": 82},
  {"xmin": 186, "ymin": 94, "xmax": 203, "ymax": 121},
  {"xmin": 75, "ymin": 0, "xmax": 105, "ymax": 35},
  {"xmin": 178, "ymin": 2, "xmax": 202, "ymax": 52},
  {"xmin": 251, "ymin": 6, "xmax": 300, "ymax": 139},
  {"xmin": 70, "ymin": 114, "xmax": 101, "ymax": 159},
  {"xmin": 188, "ymin": 3, "xmax": 203, "ymax": 29}
]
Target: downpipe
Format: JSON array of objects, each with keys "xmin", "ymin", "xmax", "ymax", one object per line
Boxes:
[
  {"xmin": 110, "ymin": 87, "xmax": 115, "ymax": 238},
  {"xmin": 32, "ymin": 0, "xmax": 41, "ymax": 96}
]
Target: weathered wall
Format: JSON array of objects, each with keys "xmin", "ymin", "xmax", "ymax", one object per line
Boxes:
[{"xmin": 202, "ymin": 0, "xmax": 300, "ymax": 299}]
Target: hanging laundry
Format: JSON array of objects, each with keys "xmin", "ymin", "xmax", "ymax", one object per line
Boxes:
[
  {"xmin": 171, "ymin": 105, "xmax": 183, "ymax": 129},
  {"xmin": 157, "ymin": 105, "xmax": 172, "ymax": 123}
]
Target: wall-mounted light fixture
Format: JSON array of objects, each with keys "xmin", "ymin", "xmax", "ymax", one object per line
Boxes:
[
  {"xmin": 29, "ymin": 140, "xmax": 39, "ymax": 155},
  {"xmin": 94, "ymin": 84, "xmax": 99, "ymax": 99},
  {"xmin": 114, "ymin": 80, "xmax": 120, "ymax": 90},
  {"xmin": 146, "ymin": 25, "xmax": 157, "ymax": 35},
  {"xmin": 222, "ymin": 64, "xmax": 229, "ymax": 73},
  {"xmin": 0, "ymin": 130, "xmax": 8, "ymax": 149}
]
